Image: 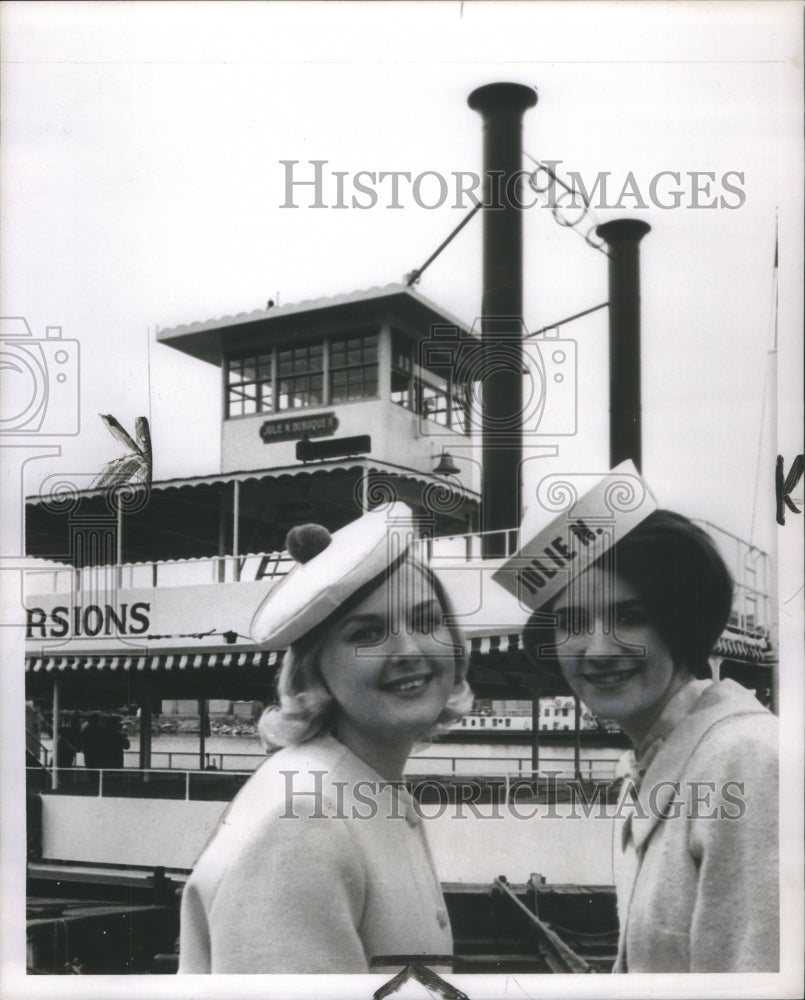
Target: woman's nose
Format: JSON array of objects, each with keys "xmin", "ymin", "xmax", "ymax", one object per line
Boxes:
[
  {"xmin": 384, "ymin": 626, "xmax": 424, "ymax": 658},
  {"xmin": 575, "ymin": 620, "xmax": 620, "ymax": 659}
]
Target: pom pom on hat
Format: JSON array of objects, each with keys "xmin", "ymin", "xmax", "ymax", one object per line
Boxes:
[
  {"xmin": 251, "ymin": 501, "xmax": 416, "ymax": 649},
  {"xmin": 286, "ymin": 524, "xmax": 332, "ymax": 565}
]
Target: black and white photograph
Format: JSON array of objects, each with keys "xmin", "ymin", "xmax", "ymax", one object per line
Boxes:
[{"xmin": 1, "ymin": 3, "xmax": 803, "ymax": 998}]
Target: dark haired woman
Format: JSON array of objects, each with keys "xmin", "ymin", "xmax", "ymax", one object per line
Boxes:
[
  {"xmin": 523, "ymin": 508, "xmax": 779, "ymax": 973},
  {"xmin": 178, "ymin": 503, "xmax": 472, "ymax": 974}
]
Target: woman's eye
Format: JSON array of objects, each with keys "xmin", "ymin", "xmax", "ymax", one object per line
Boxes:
[
  {"xmin": 553, "ymin": 610, "xmax": 570, "ymax": 632},
  {"xmin": 349, "ymin": 625, "xmax": 384, "ymax": 643},
  {"xmin": 413, "ymin": 606, "xmax": 443, "ymax": 633},
  {"xmin": 555, "ymin": 610, "xmax": 585, "ymax": 634},
  {"xmin": 617, "ymin": 608, "xmax": 645, "ymax": 627}
]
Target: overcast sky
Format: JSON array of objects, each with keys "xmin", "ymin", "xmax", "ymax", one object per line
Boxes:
[{"xmin": 2, "ymin": 1, "xmax": 802, "ymax": 558}]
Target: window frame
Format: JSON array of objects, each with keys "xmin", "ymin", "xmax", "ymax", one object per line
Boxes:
[
  {"xmin": 390, "ymin": 329, "xmax": 469, "ymax": 435},
  {"xmin": 224, "ymin": 329, "xmax": 380, "ymax": 419},
  {"xmin": 225, "ymin": 351, "xmax": 274, "ymax": 418},
  {"xmin": 329, "ymin": 332, "xmax": 379, "ymax": 404}
]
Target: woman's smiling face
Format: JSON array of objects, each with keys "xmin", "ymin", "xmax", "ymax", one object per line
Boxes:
[
  {"xmin": 318, "ymin": 557, "xmax": 458, "ymax": 754},
  {"xmin": 551, "ymin": 566, "xmax": 689, "ymax": 742}
]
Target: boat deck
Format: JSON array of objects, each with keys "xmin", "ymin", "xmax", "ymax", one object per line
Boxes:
[{"xmin": 27, "ymin": 862, "xmax": 617, "ymax": 975}]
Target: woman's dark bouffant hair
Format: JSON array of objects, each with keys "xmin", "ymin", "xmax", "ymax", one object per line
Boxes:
[{"xmin": 523, "ymin": 509, "xmax": 734, "ymax": 685}]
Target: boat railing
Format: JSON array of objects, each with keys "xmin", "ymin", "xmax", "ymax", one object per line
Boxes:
[
  {"xmin": 24, "ymin": 524, "xmax": 773, "ymax": 641},
  {"xmin": 29, "ymin": 763, "xmax": 624, "ymax": 804},
  {"xmin": 421, "ymin": 528, "xmax": 520, "ymax": 561},
  {"xmin": 22, "ymin": 528, "xmax": 518, "ymax": 596},
  {"xmin": 425, "ymin": 524, "xmax": 773, "ymax": 640},
  {"xmin": 28, "ymin": 766, "xmax": 252, "ymax": 802},
  {"xmin": 33, "ymin": 747, "xmax": 622, "ymax": 794},
  {"xmin": 138, "ymin": 749, "xmax": 622, "ymax": 779},
  {"xmin": 122, "ymin": 749, "xmax": 267, "ymax": 772},
  {"xmin": 117, "ymin": 749, "xmax": 622, "ymax": 778},
  {"xmin": 695, "ymin": 520, "xmax": 772, "ymax": 638},
  {"xmin": 23, "ymin": 551, "xmax": 296, "ymax": 594},
  {"xmin": 26, "ymin": 730, "xmax": 52, "ymax": 769}
]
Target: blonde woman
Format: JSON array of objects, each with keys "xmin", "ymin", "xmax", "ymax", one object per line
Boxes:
[{"xmin": 179, "ymin": 503, "xmax": 472, "ymax": 973}]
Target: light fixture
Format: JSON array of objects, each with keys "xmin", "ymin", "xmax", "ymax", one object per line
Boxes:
[{"xmin": 433, "ymin": 449, "xmax": 460, "ymax": 476}]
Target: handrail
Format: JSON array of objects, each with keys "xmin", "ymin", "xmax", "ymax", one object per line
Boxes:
[
  {"xmin": 25, "ymin": 526, "xmax": 773, "ymax": 635},
  {"xmin": 28, "ymin": 765, "xmax": 253, "ymax": 802},
  {"xmin": 31, "ymin": 765, "xmax": 621, "ymax": 804},
  {"xmin": 493, "ymin": 877, "xmax": 591, "ymax": 974},
  {"xmin": 23, "ymin": 551, "xmax": 296, "ymax": 593},
  {"xmin": 695, "ymin": 518, "xmax": 768, "ymax": 553},
  {"xmin": 118, "ymin": 749, "xmax": 621, "ymax": 780},
  {"xmin": 25, "ymin": 729, "xmax": 51, "ymax": 768}
]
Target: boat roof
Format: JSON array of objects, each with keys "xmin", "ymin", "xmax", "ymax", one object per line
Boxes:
[
  {"xmin": 157, "ymin": 283, "xmax": 476, "ymax": 365},
  {"xmin": 25, "ymin": 457, "xmax": 480, "ymax": 507}
]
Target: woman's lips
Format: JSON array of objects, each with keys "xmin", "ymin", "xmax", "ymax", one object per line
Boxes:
[
  {"xmin": 378, "ymin": 672, "xmax": 434, "ymax": 694},
  {"xmin": 580, "ymin": 665, "xmax": 642, "ymax": 688}
]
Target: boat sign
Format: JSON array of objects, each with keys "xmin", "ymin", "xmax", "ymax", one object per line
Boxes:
[{"xmin": 259, "ymin": 412, "xmax": 338, "ymax": 443}]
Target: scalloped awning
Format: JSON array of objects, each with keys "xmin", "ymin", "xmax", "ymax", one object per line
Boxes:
[
  {"xmin": 26, "ymin": 648, "xmax": 282, "ymax": 674},
  {"xmin": 25, "ymin": 459, "xmax": 479, "ymax": 564},
  {"xmin": 26, "ymin": 457, "xmax": 480, "ymax": 507}
]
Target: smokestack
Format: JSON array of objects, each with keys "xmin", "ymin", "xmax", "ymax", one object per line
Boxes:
[
  {"xmin": 596, "ymin": 218, "xmax": 651, "ymax": 471},
  {"xmin": 468, "ymin": 82, "xmax": 537, "ymax": 558}
]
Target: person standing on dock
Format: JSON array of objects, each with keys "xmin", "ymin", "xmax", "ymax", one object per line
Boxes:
[
  {"xmin": 98, "ymin": 716, "xmax": 130, "ymax": 769},
  {"xmin": 79, "ymin": 714, "xmax": 104, "ymax": 769},
  {"xmin": 497, "ymin": 462, "xmax": 779, "ymax": 974},
  {"xmin": 178, "ymin": 502, "xmax": 473, "ymax": 974},
  {"xmin": 55, "ymin": 714, "xmax": 83, "ymax": 769}
]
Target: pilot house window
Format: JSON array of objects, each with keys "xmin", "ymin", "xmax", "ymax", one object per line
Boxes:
[
  {"xmin": 227, "ymin": 353, "xmax": 273, "ymax": 417},
  {"xmin": 391, "ymin": 331, "xmax": 469, "ymax": 434},
  {"xmin": 226, "ymin": 332, "xmax": 378, "ymax": 417},
  {"xmin": 330, "ymin": 334, "xmax": 378, "ymax": 402},
  {"xmin": 278, "ymin": 344, "xmax": 324, "ymax": 411}
]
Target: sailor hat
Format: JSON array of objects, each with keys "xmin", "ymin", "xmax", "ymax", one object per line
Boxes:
[
  {"xmin": 493, "ymin": 460, "xmax": 658, "ymax": 614},
  {"xmin": 251, "ymin": 501, "xmax": 417, "ymax": 649}
]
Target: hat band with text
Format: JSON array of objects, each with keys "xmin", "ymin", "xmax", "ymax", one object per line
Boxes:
[{"xmin": 493, "ymin": 461, "xmax": 658, "ymax": 613}]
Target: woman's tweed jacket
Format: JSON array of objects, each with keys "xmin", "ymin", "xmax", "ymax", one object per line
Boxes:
[
  {"xmin": 613, "ymin": 679, "xmax": 779, "ymax": 972},
  {"xmin": 178, "ymin": 734, "xmax": 452, "ymax": 973}
]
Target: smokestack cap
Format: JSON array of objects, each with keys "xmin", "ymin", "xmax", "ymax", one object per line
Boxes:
[
  {"xmin": 468, "ymin": 82, "xmax": 538, "ymax": 115},
  {"xmin": 596, "ymin": 219, "xmax": 652, "ymax": 244}
]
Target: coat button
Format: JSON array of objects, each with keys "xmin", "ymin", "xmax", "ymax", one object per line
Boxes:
[{"xmin": 436, "ymin": 908, "xmax": 448, "ymax": 929}]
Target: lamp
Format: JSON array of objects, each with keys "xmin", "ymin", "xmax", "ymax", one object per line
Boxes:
[{"xmin": 433, "ymin": 449, "xmax": 460, "ymax": 476}]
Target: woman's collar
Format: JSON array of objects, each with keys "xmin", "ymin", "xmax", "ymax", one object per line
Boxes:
[{"xmin": 634, "ymin": 677, "xmax": 711, "ymax": 773}]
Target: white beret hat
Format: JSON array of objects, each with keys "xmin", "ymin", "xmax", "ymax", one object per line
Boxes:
[
  {"xmin": 251, "ymin": 501, "xmax": 417, "ymax": 649},
  {"xmin": 493, "ymin": 460, "xmax": 658, "ymax": 613}
]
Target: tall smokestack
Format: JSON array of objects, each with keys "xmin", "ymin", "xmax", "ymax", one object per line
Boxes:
[
  {"xmin": 468, "ymin": 82, "xmax": 537, "ymax": 558},
  {"xmin": 596, "ymin": 219, "xmax": 651, "ymax": 471}
]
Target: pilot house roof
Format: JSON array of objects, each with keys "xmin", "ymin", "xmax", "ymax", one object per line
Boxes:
[{"xmin": 157, "ymin": 283, "xmax": 475, "ymax": 366}]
